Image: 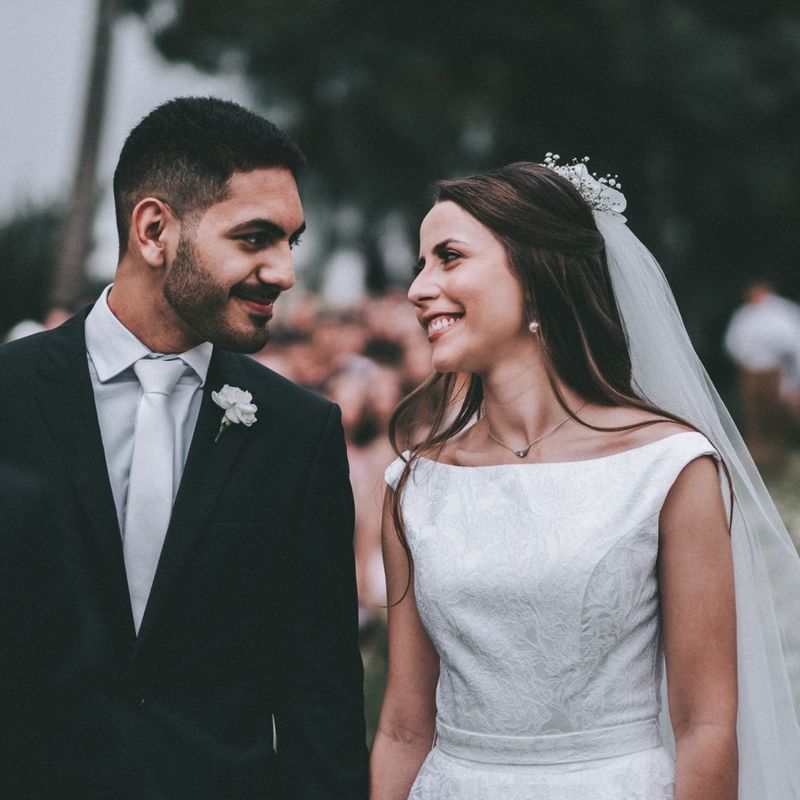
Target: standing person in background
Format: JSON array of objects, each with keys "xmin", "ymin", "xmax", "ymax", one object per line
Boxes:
[
  {"xmin": 371, "ymin": 160, "xmax": 800, "ymax": 799},
  {"xmin": 0, "ymin": 97, "xmax": 368, "ymax": 800},
  {"xmin": 724, "ymin": 279, "xmax": 800, "ymax": 471}
]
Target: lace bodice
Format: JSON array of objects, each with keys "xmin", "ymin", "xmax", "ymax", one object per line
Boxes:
[{"xmin": 385, "ymin": 432, "xmax": 719, "ymax": 754}]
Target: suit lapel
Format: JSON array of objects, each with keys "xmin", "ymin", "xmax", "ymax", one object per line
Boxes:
[
  {"xmin": 36, "ymin": 310, "xmax": 134, "ymax": 635},
  {"xmin": 135, "ymin": 350, "xmax": 249, "ymax": 647}
]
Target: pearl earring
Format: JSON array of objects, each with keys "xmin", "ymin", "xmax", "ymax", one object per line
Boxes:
[{"xmin": 528, "ymin": 320, "xmax": 540, "ymax": 334}]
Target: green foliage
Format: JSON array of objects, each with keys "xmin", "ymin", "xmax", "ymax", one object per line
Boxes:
[
  {"xmin": 128, "ymin": 0, "xmax": 800, "ymax": 351},
  {"xmin": 359, "ymin": 617, "xmax": 388, "ymax": 746},
  {"xmin": 0, "ymin": 204, "xmax": 64, "ymax": 338}
]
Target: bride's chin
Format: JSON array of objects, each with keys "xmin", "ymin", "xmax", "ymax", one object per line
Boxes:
[
  {"xmin": 430, "ymin": 347, "xmax": 457, "ymax": 372},
  {"xmin": 431, "ymin": 339, "xmax": 487, "ymax": 374},
  {"xmin": 431, "ymin": 353, "xmax": 470, "ymax": 374}
]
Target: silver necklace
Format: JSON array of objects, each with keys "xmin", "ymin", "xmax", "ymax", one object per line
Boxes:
[{"xmin": 486, "ymin": 401, "xmax": 588, "ymax": 459}]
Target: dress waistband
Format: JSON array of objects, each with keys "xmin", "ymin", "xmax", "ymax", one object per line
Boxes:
[{"xmin": 435, "ymin": 718, "xmax": 663, "ymax": 766}]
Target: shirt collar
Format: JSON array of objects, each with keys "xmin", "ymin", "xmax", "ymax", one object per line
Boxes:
[{"xmin": 85, "ymin": 284, "xmax": 213, "ymax": 386}]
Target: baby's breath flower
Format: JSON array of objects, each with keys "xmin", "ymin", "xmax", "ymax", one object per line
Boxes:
[{"xmin": 540, "ymin": 153, "xmax": 626, "ymax": 215}]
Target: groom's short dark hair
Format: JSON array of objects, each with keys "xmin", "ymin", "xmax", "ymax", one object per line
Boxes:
[{"xmin": 113, "ymin": 96, "xmax": 305, "ymax": 255}]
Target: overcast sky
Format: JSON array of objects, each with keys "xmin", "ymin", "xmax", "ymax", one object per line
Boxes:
[{"xmin": 1, "ymin": 0, "xmax": 255, "ymax": 278}]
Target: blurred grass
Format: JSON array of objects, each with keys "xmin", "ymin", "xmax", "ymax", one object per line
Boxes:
[
  {"xmin": 764, "ymin": 451, "xmax": 800, "ymax": 554},
  {"xmin": 360, "ymin": 618, "xmax": 388, "ymax": 747}
]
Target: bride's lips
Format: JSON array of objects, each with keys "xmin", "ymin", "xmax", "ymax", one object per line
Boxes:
[{"xmin": 424, "ymin": 313, "xmax": 464, "ymax": 342}]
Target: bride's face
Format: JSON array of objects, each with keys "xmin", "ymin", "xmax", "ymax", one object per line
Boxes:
[{"xmin": 410, "ymin": 201, "xmax": 530, "ymax": 374}]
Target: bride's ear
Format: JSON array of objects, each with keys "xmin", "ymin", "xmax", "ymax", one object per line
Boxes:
[{"xmin": 129, "ymin": 197, "xmax": 178, "ymax": 269}]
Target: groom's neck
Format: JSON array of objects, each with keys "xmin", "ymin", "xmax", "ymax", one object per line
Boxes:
[{"xmin": 107, "ymin": 264, "xmax": 202, "ymax": 355}]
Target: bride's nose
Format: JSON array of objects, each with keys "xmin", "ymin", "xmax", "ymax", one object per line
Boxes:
[{"xmin": 408, "ymin": 265, "xmax": 440, "ymax": 307}]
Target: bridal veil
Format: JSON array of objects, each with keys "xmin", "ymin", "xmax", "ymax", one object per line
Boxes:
[{"xmin": 560, "ymin": 161, "xmax": 800, "ymax": 798}]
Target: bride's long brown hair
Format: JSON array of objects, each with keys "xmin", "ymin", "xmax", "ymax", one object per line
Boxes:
[{"xmin": 388, "ymin": 162, "xmax": 724, "ymax": 599}]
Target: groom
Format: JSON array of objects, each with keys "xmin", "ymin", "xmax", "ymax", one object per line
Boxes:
[{"xmin": 0, "ymin": 97, "xmax": 368, "ymax": 799}]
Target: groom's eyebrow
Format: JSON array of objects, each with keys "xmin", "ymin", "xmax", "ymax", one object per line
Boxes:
[
  {"xmin": 290, "ymin": 221, "xmax": 307, "ymax": 243},
  {"xmin": 228, "ymin": 218, "xmax": 307, "ymax": 243}
]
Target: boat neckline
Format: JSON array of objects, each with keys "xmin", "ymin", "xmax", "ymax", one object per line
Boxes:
[{"xmin": 414, "ymin": 430, "xmax": 711, "ymax": 469}]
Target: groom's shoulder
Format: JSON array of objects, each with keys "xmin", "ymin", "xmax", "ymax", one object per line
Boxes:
[
  {"xmin": 0, "ymin": 326, "xmax": 63, "ymax": 372},
  {"xmin": 0, "ymin": 309, "xmax": 87, "ymax": 370}
]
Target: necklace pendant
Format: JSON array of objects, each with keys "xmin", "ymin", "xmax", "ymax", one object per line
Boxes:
[{"xmin": 514, "ymin": 446, "xmax": 531, "ymax": 459}]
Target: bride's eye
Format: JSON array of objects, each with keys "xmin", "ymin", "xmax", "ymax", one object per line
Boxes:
[{"xmin": 441, "ymin": 250, "xmax": 462, "ymax": 265}]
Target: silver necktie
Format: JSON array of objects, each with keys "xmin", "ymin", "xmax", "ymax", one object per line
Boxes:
[{"xmin": 124, "ymin": 357, "xmax": 186, "ymax": 633}]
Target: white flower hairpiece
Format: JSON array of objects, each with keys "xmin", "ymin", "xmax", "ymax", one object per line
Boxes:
[
  {"xmin": 212, "ymin": 384, "xmax": 258, "ymax": 442},
  {"xmin": 542, "ymin": 153, "xmax": 627, "ymax": 216}
]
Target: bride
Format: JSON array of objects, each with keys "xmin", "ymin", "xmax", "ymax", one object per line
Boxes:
[{"xmin": 369, "ymin": 159, "xmax": 800, "ymax": 799}]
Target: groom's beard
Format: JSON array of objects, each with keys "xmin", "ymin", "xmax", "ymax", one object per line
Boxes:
[{"xmin": 163, "ymin": 233, "xmax": 271, "ymax": 353}]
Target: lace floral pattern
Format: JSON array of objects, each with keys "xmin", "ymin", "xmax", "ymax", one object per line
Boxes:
[{"xmin": 385, "ymin": 432, "xmax": 719, "ymax": 799}]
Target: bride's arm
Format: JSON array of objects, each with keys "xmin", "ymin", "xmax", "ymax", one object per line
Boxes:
[
  {"xmin": 659, "ymin": 455, "xmax": 738, "ymax": 800},
  {"xmin": 370, "ymin": 489, "xmax": 439, "ymax": 800}
]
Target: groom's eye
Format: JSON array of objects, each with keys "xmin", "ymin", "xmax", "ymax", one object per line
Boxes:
[{"xmin": 237, "ymin": 232, "xmax": 272, "ymax": 249}]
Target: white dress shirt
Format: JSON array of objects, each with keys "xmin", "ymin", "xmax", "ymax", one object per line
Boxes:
[{"xmin": 84, "ymin": 285, "xmax": 213, "ymax": 532}]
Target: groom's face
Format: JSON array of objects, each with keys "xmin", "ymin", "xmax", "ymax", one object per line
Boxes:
[{"xmin": 163, "ymin": 167, "xmax": 305, "ymax": 353}]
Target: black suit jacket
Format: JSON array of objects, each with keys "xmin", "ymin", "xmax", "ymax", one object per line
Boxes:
[
  {"xmin": 0, "ymin": 309, "xmax": 368, "ymax": 800},
  {"xmin": 0, "ymin": 464, "xmax": 68, "ymax": 800}
]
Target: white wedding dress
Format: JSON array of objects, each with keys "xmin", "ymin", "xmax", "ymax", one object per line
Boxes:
[{"xmin": 385, "ymin": 430, "xmax": 721, "ymax": 799}]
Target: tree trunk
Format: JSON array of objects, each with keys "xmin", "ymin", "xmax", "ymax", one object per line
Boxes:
[{"xmin": 50, "ymin": 0, "xmax": 118, "ymax": 309}]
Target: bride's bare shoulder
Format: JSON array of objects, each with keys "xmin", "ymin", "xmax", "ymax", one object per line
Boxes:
[{"xmin": 578, "ymin": 405, "xmax": 695, "ymax": 456}]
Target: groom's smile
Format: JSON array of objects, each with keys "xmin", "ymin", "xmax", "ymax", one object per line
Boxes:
[
  {"xmin": 230, "ymin": 283, "xmax": 282, "ymax": 318},
  {"xmin": 163, "ymin": 167, "xmax": 305, "ymax": 353}
]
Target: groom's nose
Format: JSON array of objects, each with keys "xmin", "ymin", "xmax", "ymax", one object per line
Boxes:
[{"xmin": 258, "ymin": 245, "xmax": 296, "ymax": 291}]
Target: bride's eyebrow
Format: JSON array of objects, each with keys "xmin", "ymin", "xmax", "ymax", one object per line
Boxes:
[
  {"xmin": 417, "ymin": 238, "xmax": 469, "ymax": 268},
  {"xmin": 433, "ymin": 238, "xmax": 466, "ymax": 257}
]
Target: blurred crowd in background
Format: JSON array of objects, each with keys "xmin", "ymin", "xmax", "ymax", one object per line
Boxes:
[{"xmin": 254, "ymin": 290, "xmax": 429, "ymax": 626}]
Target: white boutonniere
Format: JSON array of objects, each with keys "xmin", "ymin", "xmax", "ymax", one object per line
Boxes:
[{"xmin": 212, "ymin": 384, "xmax": 258, "ymax": 442}]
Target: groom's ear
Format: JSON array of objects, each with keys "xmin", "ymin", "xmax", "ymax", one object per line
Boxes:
[{"xmin": 130, "ymin": 197, "xmax": 179, "ymax": 268}]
